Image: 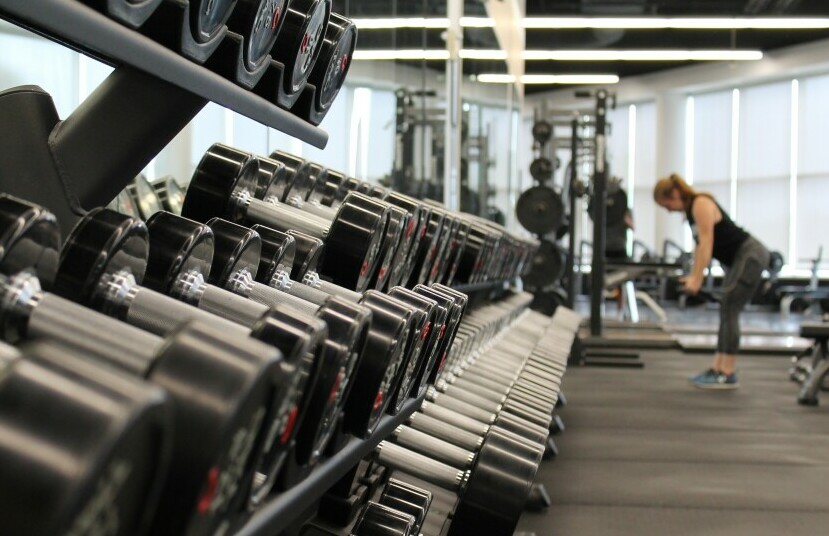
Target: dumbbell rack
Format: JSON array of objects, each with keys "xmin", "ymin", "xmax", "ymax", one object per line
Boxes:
[
  {"xmin": 237, "ymin": 394, "xmax": 425, "ymax": 536},
  {"xmin": 0, "ymin": 0, "xmax": 327, "ymax": 236}
]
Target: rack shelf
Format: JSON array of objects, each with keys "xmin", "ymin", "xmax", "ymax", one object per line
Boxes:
[
  {"xmin": 0, "ymin": 0, "xmax": 328, "ymax": 148},
  {"xmin": 236, "ymin": 393, "xmax": 426, "ymax": 536}
]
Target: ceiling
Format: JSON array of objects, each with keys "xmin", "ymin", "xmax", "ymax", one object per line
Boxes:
[{"xmin": 336, "ymin": 1, "xmax": 829, "ymax": 93}]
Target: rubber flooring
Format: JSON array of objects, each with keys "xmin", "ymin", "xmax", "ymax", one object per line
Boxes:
[{"xmin": 516, "ymin": 349, "xmax": 829, "ymax": 536}]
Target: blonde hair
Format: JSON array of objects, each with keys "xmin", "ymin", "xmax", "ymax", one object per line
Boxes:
[{"xmin": 653, "ymin": 173, "xmax": 697, "ymax": 206}]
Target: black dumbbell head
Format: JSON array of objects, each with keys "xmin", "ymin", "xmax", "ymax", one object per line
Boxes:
[
  {"xmin": 273, "ymin": 0, "xmax": 332, "ymax": 95},
  {"xmin": 0, "ymin": 194, "xmax": 61, "ymax": 289},
  {"xmin": 205, "ymin": 218, "xmax": 262, "ymax": 286},
  {"xmin": 269, "ymin": 151, "xmax": 318, "ymax": 201},
  {"xmin": 228, "ymin": 0, "xmax": 289, "ymax": 71},
  {"xmin": 250, "ymin": 224, "xmax": 296, "ymax": 283},
  {"xmin": 305, "ymin": 13, "xmax": 356, "ymax": 123},
  {"xmin": 182, "ymin": 143, "xmax": 260, "ymax": 224},
  {"xmin": 143, "ymin": 211, "xmax": 214, "ymax": 293},
  {"xmin": 256, "ymin": 156, "xmax": 288, "ymax": 199},
  {"xmin": 56, "ymin": 208, "xmax": 148, "ymax": 308},
  {"xmin": 288, "ymin": 230, "xmax": 324, "ymax": 280}
]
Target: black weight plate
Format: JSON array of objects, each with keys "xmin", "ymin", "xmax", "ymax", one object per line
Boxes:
[
  {"xmin": 288, "ymin": 230, "xmax": 324, "ymax": 280},
  {"xmin": 256, "ymin": 156, "xmax": 289, "ymax": 199},
  {"xmin": 369, "ymin": 205, "xmax": 408, "ymax": 291},
  {"xmin": 183, "ymin": 143, "xmax": 260, "ymax": 224},
  {"xmin": 143, "ymin": 211, "xmax": 214, "ymax": 294},
  {"xmin": 516, "ymin": 186, "xmax": 565, "ymax": 235},
  {"xmin": 529, "ymin": 157, "xmax": 554, "ymax": 183},
  {"xmin": 5, "ymin": 342, "xmax": 171, "ymax": 536},
  {"xmin": 353, "ymin": 501, "xmax": 416, "ymax": 536},
  {"xmin": 205, "ymin": 218, "xmax": 262, "ymax": 286},
  {"xmin": 587, "ymin": 188, "xmax": 628, "ymax": 225},
  {"xmin": 250, "ymin": 224, "xmax": 296, "ymax": 283},
  {"xmin": 55, "ymin": 208, "xmax": 149, "ymax": 308},
  {"xmin": 320, "ymin": 170, "xmax": 349, "ymax": 206},
  {"xmin": 274, "ymin": 0, "xmax": 332, "ymax": 95},
  {"xmin": 228, "ymin": 0, "xmax": 288, "ymax": 71},
  {"xmin": 191, "ymin": 0, "xmax": 238, "ymax": 44},
  {"xmin": 531, "ymin": 120, "xmax": 552, "ymax": 145},
  {"xmin": 307, "ymin": 13, "xmax": 356, "ymax": 120},
  {"xmin": 345, "ymin": 290, "xmax": 414, "ymax": 437},
  {"xmin": 0, "ymin": 195, "xmax": 61, "ymax": 289},
  {"xmin": 387, "ymin": 287, "xmax": 438, "ymax": 410},
  {"xmin": 522, "ymin": 240, "xmax": 565, "ymax": 289},
  {"xmin": 321, "ymin": 193, "xmax": 388, "ymax": 292},
  {"xmin": 269, "ymin": 151, "xmax": 317, "ymax": 201}
]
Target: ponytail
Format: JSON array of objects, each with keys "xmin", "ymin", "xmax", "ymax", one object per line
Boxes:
[{"xmin": 653, "ymin": 173, "xmax": 697, "ymax": 207}]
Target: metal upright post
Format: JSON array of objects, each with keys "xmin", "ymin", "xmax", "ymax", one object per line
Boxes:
[
  {"xmin": 566, "ymin": 118, "xmax": 579, "ymax": 308},
  {"xmin": 590, "ymin": 90, "xmax": 609, "ymax": 337}
]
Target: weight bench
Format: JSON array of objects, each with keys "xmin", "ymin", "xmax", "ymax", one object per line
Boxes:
[
  {"xmin": 778, "ymin": 287, "xmax": 829, "ymax": 319},
  {"xmin": 796, "ymin": 322, "xmax": 829, "ymax": 406}
]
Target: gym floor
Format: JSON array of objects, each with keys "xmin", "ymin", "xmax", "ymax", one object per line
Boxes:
[{"xmin": 517, "ymin": 310, "xmax": 829, "ymax": 536}]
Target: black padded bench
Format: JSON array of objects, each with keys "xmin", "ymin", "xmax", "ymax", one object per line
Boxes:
[{"xmin": 796, "ymin": 322, "xmax": 829, "ymax": 405}]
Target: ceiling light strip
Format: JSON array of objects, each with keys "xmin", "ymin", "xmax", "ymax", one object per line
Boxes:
[
  {"xmin": 477, "ymin": 74, "xmax": 620, "ymax": 84},
  {"xmin": 521, "ymin": 50, "xmax": 763, "ymax": 61},
  {"xmin": 351, "ymin": 17, "xmax": 829, "ymax": 30}
]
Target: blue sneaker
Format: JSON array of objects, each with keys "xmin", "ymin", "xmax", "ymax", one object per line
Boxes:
[
  {"xmin": 689, "ymin": 368, "xmax": 719, "ymax": 384},
  {"xmin": 692, "ymin": 371, "xmax": 739, "ymax": 390}
]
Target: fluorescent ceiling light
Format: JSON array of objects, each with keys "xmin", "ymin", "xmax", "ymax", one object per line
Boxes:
[
  {"xmin": 459, "ymin": 49, "xmax": 508, "ymax": 60},
  {"xmin": 477, "ymin": 74, "xmax": 620, "ymax": 84},
  {"xmin": 476, "ymin": 74, "xmax": 517, "ymax": 83},
  {"xmin": 351, "ymin": 17, "xmax": 829, "ymax": 30},
  {"xmin": 351, "ymin": 17, "xmax": 450, "ymax": 29},
  {"xmin": 352, "ymin": 50, "xmax": 450, "ymax": 60},
  {"xmin": 521, "ymin": 17, "xmax": 829, "ymax": 29},
  {"xmin": 522, "ymin": 50, "xmax": 763, "ymax": 61}
]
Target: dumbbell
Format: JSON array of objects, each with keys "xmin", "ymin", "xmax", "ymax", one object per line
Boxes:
[
  {"xmin": 51, "ymin": 207, "xmax": 337, "ymax": 508},
  {"xmin": 447, "ymin": 221, "xmax": 489, "ymax": 286},
  {"xmin": 226, "ymin": 0, "xmax": 287, "ymax": 73},
  {"xmin": 0, "ymin": 339, "xmax": 171, "ymax": 536},
  {"xmin": 296, "ymin": 13, "xmax": 357, "ymax": 125},
  {"xmin": 406, "ymin": 208, "xmax": 447, "ymax": 288},
  {"xmin": 419, "ymin": 204, "xmax": 460, "ymax": 286},
  {"xmin": 182, "ymin": 143, "xmax": 389, "ymax": 292},
  {"xmin": 266, "ymin": 153, "xmax": 407, "ymax": 292},
  {"xmin": 141, "ymin": 213, "xmax": 360, "ymax": 483},
  {"xmin": 351, "ymin": 501, "xmax": 416, "ymax": 536},
  {"xmin": 376, "ymin": 478, "xmax": 432, "ymax": 536},
  {"xmin": 0, "ymin": 196, "xmax": 286, "ymax": 534},
  {"xmin": 410, "ymin": 285, "xmax": 467, "ymax": 386},
  {"xmin": 189, "ymin": 0, "xmax": 238, "ymax": 46},
  {"xmin": 381, "ymin": 192, "xmax": 430, "ymax": 289},
  {"xmin": 373, "ymin": 425, "xmax": 544, "ymax": 536},
  {"xmin": 269, "ymin": 0, "xmax": 331, "ymax": 107}
]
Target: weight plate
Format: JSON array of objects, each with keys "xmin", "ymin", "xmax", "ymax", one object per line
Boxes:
[
  {"xmin": 55, "ymin": 208, "xmax": 149, "ymax": 309},
  {"xmin": 530, "ymin": 287, "xmax": 568, "ymax": 316},
  {"xmin": 205, "ymin": 218, "xmax": 262, "ymax": 286},
  {"xmin": 250, "ymin": 225, "xmax": 296, "ymax": 283},
  {"xmin": 183, "ymin": 143, "xmax": 260, "ymax": 225},
  {"xmin": 769, "ymin": 250, "xmax": 785, "ymax": 274},
  {"xmin": 529, "ymin": 157, "xmax": 554, "ymax": 183},
  {"xmin": 587, "ymin": 188, "xmax": 628, "ymax": 225},
  {"xmin": 269, "ymin": 151, "xmax": 317, "ymax": 201},
  {"xmin": 531, "ymin": 120, "xmax": 552, "ymax": 145},
  {"xmin": 320, "ymin": 170, "xmax": 349, "ymax": 206},
  {"xmin": 255, "ymin": 156, "xmax": 288, "ymax": 199},
  {"xmin": 190, "ymin": 0, "xmax": 238, "ymax": 44},
  {"xmin": 229, "ymin": 0, "xmax": 288, "ymax": 71},
  {"xmin": 515, "ymin": 186, "xmax": 565, "ymax": 235},
  {"xmin": 4, "ymin": 342, "xmax": 171, "ymax": 536},
  {"xmin": 307, "ymin": 13, "xmax": 356, "ymax": 119},
  {"xmin": 369, "ymin": 205, "xmax": 408, "ymax": 291},
  {"xmin": 522, "ymin": 240, "xmax": 565, "ymax": 289},
  {"xmin": 288, "ymin": 230, "xmax": 324, "ymax": 280},
  {"xmin": 274, "ymin": 0, "xmax": 332, "ymax": 95},
  {"xmin": 143, "ymin": 211, "xmax": 214, "ymax": 294},
  {"xmin": 0, "ymin": 195, "xmax": 61, "ymax": 289}
]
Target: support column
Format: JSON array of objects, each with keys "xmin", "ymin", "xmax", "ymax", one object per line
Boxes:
[{"xmin": 443, "ymin": 0, "xmax": 463, "ymax": 210}]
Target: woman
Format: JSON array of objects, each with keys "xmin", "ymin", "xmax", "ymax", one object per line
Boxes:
[{"xmin": 654, "ymin": 174, "xmax": 770, "ymax": 389}]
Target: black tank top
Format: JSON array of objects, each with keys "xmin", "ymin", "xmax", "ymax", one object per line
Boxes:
[{"xmin": 685, "ymin": 195, "xmax": 749, "ymax": 267}]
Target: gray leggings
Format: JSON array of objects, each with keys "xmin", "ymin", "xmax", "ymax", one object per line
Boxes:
[{"xmin": 718, "ymin": 237, "xmax": 770, "ymax": 354}]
